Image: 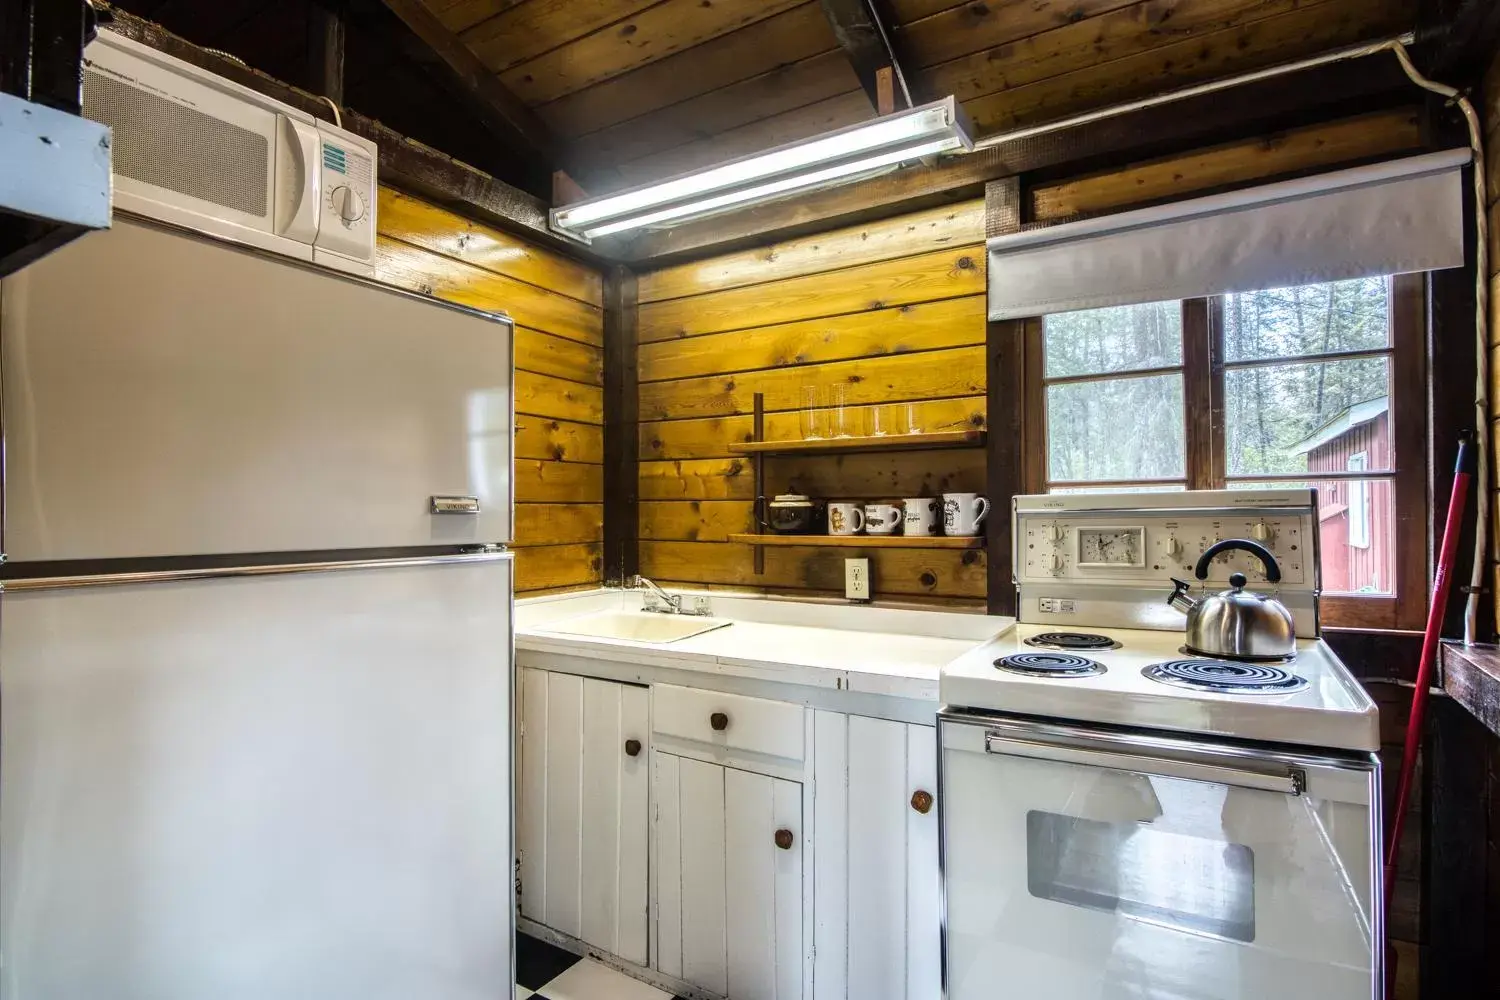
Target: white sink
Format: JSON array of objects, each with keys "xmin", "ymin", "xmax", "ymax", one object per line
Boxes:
[{"xmin": 538, "ymin": 610, "xmax": 733, "ymax": 644}]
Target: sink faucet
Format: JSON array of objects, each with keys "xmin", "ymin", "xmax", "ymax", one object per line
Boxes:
[{"xmin": 634, "ymin": 575, "xmax": 683, "ymax": 614}]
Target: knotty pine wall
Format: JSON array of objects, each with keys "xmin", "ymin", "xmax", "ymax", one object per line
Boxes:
[
  {"xmin": 373, "ymin": 189, "xmax": 605, "ymax": 594},
  {"xmin": 635, "ymin": 203, "xmax": 990, "ymax": 605}
]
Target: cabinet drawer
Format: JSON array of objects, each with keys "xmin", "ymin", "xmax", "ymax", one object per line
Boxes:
[{"xmin": 652, "ymin": 685, "xmax": 804, "ymax": 761}]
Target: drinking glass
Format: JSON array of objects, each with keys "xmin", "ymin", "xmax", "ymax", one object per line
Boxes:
[
  {"xmin": 800, "ymin": 385, "xmax": 825, "ymax": 439},
  {"xmin": 905, "ymin": 401, "xmax": 922, "ymax": 435},
  {"xmin": 869, "ymin": 403, "xmax": 890, "ymax": 437},
  {"xmin": 831, "ymin": 385, "xmax": 851, "ymax": 438}
]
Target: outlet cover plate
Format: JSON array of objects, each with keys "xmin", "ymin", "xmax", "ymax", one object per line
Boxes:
[{"xmin": 845, "ymin": 557, "xmax": 871, "ymax": 601}]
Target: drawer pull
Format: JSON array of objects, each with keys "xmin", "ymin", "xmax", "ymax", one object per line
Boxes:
[
  {"xmin": 774, "ymin": 829, "xmax": 794, "ymax": 850},
  {"xmin": 910, "ymin": 789, "xmax": 934, "ymax": 815},
  {"xmin": 709, "ymin": 711, "xmax": 730, "ymax": 731},
  {"xmin": 624, "ymin": 739, "xmax": 642, "ymax": 757}
]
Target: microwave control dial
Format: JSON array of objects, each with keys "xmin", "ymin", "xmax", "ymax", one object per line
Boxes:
[{"xmin": 329, "ymin": 185, "xmax": 367, "ymax": 225}]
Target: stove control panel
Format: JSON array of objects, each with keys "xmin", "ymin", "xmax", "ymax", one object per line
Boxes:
[
  {"xmin": 1012, "ymin": 489, "xmax": 1320, "ymax": 634},
  {"xmin": 1019, "ymin": 515, "xmax": 1309, "ymax": 586}
]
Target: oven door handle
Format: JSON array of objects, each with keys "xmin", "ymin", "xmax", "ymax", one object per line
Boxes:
[{"xmin": 984, "ymin": 733, "xmax": 1306, "ymax": 796}]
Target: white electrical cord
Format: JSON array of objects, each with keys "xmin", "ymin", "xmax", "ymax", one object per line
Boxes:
[
  {"xmin": 1384, "ymin": 41, "xmax": 1489, "ymax": 644},
  {"xmin": 317, "ymin": 95, "xmax": 343, "ymax": 129}
]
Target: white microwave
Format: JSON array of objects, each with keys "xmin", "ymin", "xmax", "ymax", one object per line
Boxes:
[{"xmin": 81, "ymin": 31, "xmax": 377, "ymax": 276}]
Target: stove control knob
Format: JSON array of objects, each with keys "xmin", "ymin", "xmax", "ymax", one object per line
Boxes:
[
  {"xmin": 1045, "ymin": 553, "xmax": 1063, "ymax": 572},
  {"xmin": 1252, "ymin": 521, "xmax": 1275, "ymax": 542},
  {"xmin": 1045, "ymin": 524, "xmax": 1065, "ymax": 543},
  {"xmin": 1164, "ymin": 536, "xmax": 1181, "ymax": 558}
]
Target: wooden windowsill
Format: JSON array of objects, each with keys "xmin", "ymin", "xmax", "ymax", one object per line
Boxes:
[{"xmin": 1439, "ymin": 641, "xmax": 1500, "ymax": 740}]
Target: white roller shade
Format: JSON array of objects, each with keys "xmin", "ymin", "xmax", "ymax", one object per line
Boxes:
[{"xmin": 987, "ymin": 148, "xmax": 1470, "ymax": 320}]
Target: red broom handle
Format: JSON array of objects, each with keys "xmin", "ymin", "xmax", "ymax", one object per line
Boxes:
[{"xmin": 1384, "ymin": 431, "xmax": 1475, "ymax": 913}]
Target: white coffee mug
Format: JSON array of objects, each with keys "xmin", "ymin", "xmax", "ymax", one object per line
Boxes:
[
  {"xmin": 942, "ymin": 493, "xmax": 990, "ymax": 536},
  {"xmin": 864, "ymin": 503, "xmax": 903, "ymax": 535},
  {"xmin": 828, "ymin": 502, "xmax": 865, "ymax": 536},
  {"xmin": 903, "ymin": 497, "xmax": 940, "ymax": 536}
]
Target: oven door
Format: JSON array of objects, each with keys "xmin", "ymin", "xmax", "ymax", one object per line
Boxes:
[{"xmin": 938, "ymin": 714, "xmax": 1381, "ymax": 1000}]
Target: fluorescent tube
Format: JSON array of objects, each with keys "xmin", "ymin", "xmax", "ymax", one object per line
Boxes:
[{"xmin": 550, "ymin": 97, "xmax": 972, "ymax": 242}]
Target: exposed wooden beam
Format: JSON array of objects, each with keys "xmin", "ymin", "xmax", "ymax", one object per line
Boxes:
[
  {"xmin": 100, "ymin": 7, "xmax": 600, "ymax": 262},
  {"xmin": 307, "ymin": 1, "xmax": 346, "ymax": 105},
  {"xmin": 1415, "ymin": 0, "xmax": 1500, "ymax": 84},
  {"xmin": 817, "ymin": 0, "xmax": 909, "ymax": 112},
  {"xmin": 377, "ymin": 0, "xmax": 577, "ymax": 179},
  {"xmin": 599, "ymin": 50, "xmax": 1422, "ymax": 264}
]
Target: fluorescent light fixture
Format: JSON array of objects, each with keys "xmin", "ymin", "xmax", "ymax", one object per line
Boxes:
[{"xmin": 550, "ymin": 97, "xmax": 973, "ymax": 243}]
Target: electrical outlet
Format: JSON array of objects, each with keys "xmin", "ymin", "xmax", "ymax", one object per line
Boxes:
[{"xmin": 845, "ymin": 557, "xmax": 871, "ymax": 602}]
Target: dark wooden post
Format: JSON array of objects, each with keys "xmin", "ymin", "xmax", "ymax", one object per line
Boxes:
[
  {"xmin": 307, "ymin": 1, "xmax": 346, "ymax": 106},
  {"xmin": 603, "ymin": 265, "xmax": 640, "ymax": 587},
  {"xmin": 985, "ymin": 176, "xmax": 1023, "ymax": 616}
]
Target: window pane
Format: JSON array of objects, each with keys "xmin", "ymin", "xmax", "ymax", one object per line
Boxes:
[
  {"xmin": 1222, "ymin": 277, "xmax": 1390, "ymax": 363},
  {"xmin": 1047, "ymin": 374, "xmax": 1185, "ymax": 482},
  {"xmin": 1224, "ymin": 356, "xmax": 1390, "ymax": 475},
  {"xmin": 1228, "ymin": 477, "xmax": 1395, "ymax": 595},
  {"xmin": 1043, "ymin": 301, "xmax": 1183, "ymax": 378}
]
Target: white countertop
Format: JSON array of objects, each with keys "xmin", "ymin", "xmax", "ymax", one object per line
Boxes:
[{"xmin": 515, "ymin": 588, "xmax": 1014, "ymax": 702}]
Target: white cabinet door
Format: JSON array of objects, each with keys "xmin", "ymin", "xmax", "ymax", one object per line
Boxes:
[
  {"xmin": 813, "ymin": 714, "xmax": 940, "ymax": 1000},
  {"xmin": 518, "ymin": 670, "xmax": 649, "ymax": 964},
  {"xmin": 654, "ymin": 752, "xmax": 804, "ymax": 1000}
]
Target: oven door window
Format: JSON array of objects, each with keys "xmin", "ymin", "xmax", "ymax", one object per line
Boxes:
[
  {"xmin": 1026, "ymin": 810, "xmax": 1255, "ymax": 942},
  {"xmin": 941, "ymin": 725, "xmax": 1377, "ymax": 1000}
]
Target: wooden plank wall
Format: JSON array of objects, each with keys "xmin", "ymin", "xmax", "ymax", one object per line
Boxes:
[
  {"xmin": 628, "ymin": 106, "xmax": 1425, "ymax": 607},
  {"xmin": 372, "ymin": 188, "xmax": 606, "ymax": 594},
  {"xmin": 635, "ymin": 204, "xmax": 991, "ymax": 605}
]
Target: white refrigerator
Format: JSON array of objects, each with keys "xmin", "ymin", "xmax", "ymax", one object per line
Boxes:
[{"xmin": 0, "ymin": 217, "xmax": 516, "ymax": 999}]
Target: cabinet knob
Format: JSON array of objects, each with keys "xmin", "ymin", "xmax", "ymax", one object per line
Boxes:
[
  {"xmin": 910, "ymin": 790, "xmax": 934, "ymax": 815},
  {"xmin": 710, "ymin": 712, "xmax": 730, "ymax": 732},
  {"xmin": 774, "ymin": 828, "xmax": 794, "ymax": 850},
  {"xmin": 624, "ymin": 739, "xmax": 642, "ymax": 757}
]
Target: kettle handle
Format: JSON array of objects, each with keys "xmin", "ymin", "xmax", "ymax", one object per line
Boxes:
[{"xmin": 1194, "ymin": 538, "xmax": 1281, "ymax": 583}]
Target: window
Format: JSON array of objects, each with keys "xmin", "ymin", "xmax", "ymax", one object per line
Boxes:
[{"xmin": 1023, "ymin": 275, "xmax": 1425, "ymax": 629}]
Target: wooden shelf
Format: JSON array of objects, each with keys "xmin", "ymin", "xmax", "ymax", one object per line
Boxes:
[
  {"xmin": 727, "ymin": 430, "xmax": 986, "ymax": 456},
  {"xmin": 727, "ymin": 533, "xmax": 985, "ymax": 549}
]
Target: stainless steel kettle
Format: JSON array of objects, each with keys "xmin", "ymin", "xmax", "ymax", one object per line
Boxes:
[{"xmin": 1167, "ymin": 539, "xmax": 1296, "ymax": 661}]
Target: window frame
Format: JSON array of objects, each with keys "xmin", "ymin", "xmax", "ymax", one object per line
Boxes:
[{"xmin": 1018, "ymin": 273, "xmax": 1428, "ymax": 631}]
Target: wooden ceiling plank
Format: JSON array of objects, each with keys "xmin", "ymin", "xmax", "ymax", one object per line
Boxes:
[
  {"xmin": 817, "ymin": 0, "xmax": 912, "ymax": 110},
  {"xmin": 919, "ymin": 0, "xmax": 1358, "ymax": 107},
  {"xmin": 498, "ymin": 0, "xmax": 805, "ymax": 107},
  {"xmin": 378, "ymin": 0, "xmax": 577, "ymax": 175},
  {"xmin": 963, "ymin": 0, "xmax": 1417, "ymax": 134},
  {"xmin": 570, "ymin": 50, "xmax": 858, "ymax": 176},
  {"xmin": 885, "ymin": 0, "xmax": 969, "ymax": 24},
  {"xmin": 426, "ymin": 0, "xmax": 528, "ymax": 35},
  {"xmin": 461, "ymin": 0, "xmax": 663, "ymax": 73},
  {"xmin": 611, "ymin": 90, "xmax": 873, "ymax": 188},
  {"xmin": 598, "ymin": 52, "xmax": 1417, "ymax": 261},
  {"xmin": 539, "ymin": 3, "xmax": 835, "ymax": 139},
  {"xmin": 896, "ymin": 0, "xmax": 1141, "ymax": 71}
]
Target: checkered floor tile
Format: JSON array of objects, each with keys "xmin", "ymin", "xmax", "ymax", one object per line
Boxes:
[{"xmin": 516, "ymin": 932, "xmax": 690, "ymax": 1000}]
